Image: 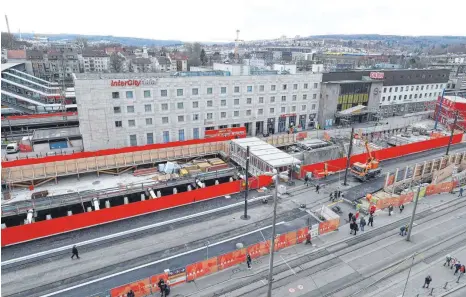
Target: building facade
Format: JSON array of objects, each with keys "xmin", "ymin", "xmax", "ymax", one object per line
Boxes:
[
  {"xmin": 81, "ymin": 50, "xmax": 110, "ymax": 73},
  {"xmin": 74, "ymin": 72, "xmax": 322, "ymax": 151}
]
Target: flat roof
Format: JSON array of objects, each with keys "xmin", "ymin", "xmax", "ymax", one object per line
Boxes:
[
  {"xmin": 32, "ymin": 126, "xmax": 81, "ymax": 141},
  {"xmin": 1, "ymin": 62, "xmax": 24, "ymax": 72},
  {"xmin": 231, "ymin": 137, "xmax": 301, "ymax": 168}
]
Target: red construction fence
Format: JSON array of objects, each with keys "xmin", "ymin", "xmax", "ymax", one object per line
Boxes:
[
  {"xmin": 300, "ymin": 134, "xmax": 463, "ymax": 178},
  {"xmin": 1, "ymin": 175, "xmax": 273, "ymax": 246},
  {"xmin": 373, "ymin": 181, "xmax": 456, "ymax": 211},
  {"xmin": 1, "ymin": 134, "xmax": 244, "ymax": 168}
]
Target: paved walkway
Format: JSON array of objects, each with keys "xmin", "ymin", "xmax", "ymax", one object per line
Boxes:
[{"xmin": 159, "ymin": 192, "xmax": 466, "ymax": 297}]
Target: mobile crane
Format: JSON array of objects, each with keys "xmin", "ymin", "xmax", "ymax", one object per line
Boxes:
[{"xmin": 350, "ymin": 140, "xmax": 382, "ymax": 181}]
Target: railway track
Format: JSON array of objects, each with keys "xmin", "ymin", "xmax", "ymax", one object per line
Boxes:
[{"xmin": 189, "ymin": 197, "xmax": 466, "ymax": 297}]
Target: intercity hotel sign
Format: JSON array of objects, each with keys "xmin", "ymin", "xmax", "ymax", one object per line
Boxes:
[{"xmin": 110, "ymin": 78, "xmax": 157, "ymax": 87}]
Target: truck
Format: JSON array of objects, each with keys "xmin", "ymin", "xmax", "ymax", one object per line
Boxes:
[{"xmin": 350, "ymin": 140, "xmax": 382, "ymax": 181}]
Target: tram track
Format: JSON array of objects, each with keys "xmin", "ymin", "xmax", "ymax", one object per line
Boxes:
[{"xmin": 189, "ymin": 198, "xmax": 466, "ymax": 297}]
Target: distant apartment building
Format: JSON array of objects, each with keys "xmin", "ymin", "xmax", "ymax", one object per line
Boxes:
[
  {"xmin": 153, "ymin": 56, "xmax": 173, "ymax": 72},
  {"xmin": 169, "ymin": 54, "xmax": 188, "ymax": 71},
  {"xmin": 74, "ymin": 72, "xmax": 322, "ymax": 150},
  {"xmin": 81, "ymin": 50, "xmax": 109, "ymax": 73},
  {"xmin": 47, "ymin": 49, "xmax": 80, "ymax": 83},
  {"xmin": 131, "ymin": 58, "xmax": 153, "ymax": 73}
]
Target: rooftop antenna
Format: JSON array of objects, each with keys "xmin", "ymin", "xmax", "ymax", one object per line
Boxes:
[{"xmin": 5, "ymin": 15, "xmax": 11, "ymax": 34}]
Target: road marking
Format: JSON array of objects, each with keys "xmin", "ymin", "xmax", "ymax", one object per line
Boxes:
[
  {"xmin": 280, "ymin": 255, "xmax": 296, "ymax": 275},
  {"xmin": 3, "ymin": 195, "xmax": 272, "ymax": 266},
  {"xmin": 289, "ymin": 288, "xmax": 295, "ymax": 293},
  {"xmin": 38, "ymin": 222, "xmax": 285, "ymax": 297},
  {"xmin": 297, "ymin": 285, "xmax": 303, "ymax": 290}
]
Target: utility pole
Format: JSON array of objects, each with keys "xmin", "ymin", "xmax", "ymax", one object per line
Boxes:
[
  {"xmin": 401, "ymin": 253, "xmax": 417, "ymax": 297},
  {"xmin": 241, "ymin": 146, "xmax": 250, "ymax": 220},
  {"xmin": 344, "ymin": 127, "xmax": 355, "ymax": 186},
  {"xmin": 446, "ymin": 112, "xmax": 458, "ymax": 156},
  {"xmin": 406, "ymin": 186, "xmax": 421, "ymax": 242},
  {"xmin": 267, "ymin": 173, "xmax": 280, "ymax": 297}
]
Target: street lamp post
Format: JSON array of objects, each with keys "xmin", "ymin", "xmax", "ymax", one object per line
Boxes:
[
  {"xmin": 406, "ymin": 186, "xmax": 421, "ymax": 242},
  {"xmin": 241, "ymin": 146, "xmax": 250, "ymax": 220},
  {"xmin": 266, "ymin": 169, "xmax": 289, "ymax": 297}
]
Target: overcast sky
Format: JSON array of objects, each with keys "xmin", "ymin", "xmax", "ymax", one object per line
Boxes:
[{"xmin": 2, "ymin": 0, "xmax": 465, "ymax": 42}]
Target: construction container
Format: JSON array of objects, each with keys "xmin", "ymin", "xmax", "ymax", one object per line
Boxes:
[{"xmin": 197, "ymin": 163, "xmax": 211, "ymax": 172}]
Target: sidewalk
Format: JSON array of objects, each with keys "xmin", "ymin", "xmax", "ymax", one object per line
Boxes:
[{"xmin": 164, "ymin": 192, "xmax": 463, "ymax": 297}]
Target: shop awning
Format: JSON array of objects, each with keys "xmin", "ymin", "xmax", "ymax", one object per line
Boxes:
[{"xmin": 337, "ymin": 105, "xmax": 367, "ymax": 116}]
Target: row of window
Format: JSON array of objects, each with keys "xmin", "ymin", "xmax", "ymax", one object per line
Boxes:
[
  {"xmin": 383, "ymin": 84, "xmax": 444, "ymax": 93},
  {"xmin": 130, "ymin": 129, "xmax": 199, "ymax": 146},
  {"xmin": 114, "ymin": 95, "xmax": 319, "ymax": 113},
  {"xmin": 115, "ymin": 105, "xmax": 317, "ymax": 127},
  {"xmin": 111, "ymin": 83, "xmax": 320, "ymax": 99},
  {"xmin": 381, "ymin": 92, "xmax": 441, "ymax": 102}
]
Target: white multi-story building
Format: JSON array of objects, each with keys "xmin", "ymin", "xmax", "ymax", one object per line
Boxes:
[
  {"xmin": 74, "ymin": 72, "xmax": 322, "ymax": 151},
  {"xmin": 81, "ymin": 50, "xmax": 110, "ymax": 73},
  {"xmin": 378, "ymin": 69, "xmax": 450, "ymax": 115}
]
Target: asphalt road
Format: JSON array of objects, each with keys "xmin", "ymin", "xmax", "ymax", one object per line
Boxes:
[{"xmin": 6, "ymin": 211, "xmax": 310, "ymax": 297}]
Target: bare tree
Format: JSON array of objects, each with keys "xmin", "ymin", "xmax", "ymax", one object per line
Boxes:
[{"xmin": 109, "ymin": 52, "xmax": 125, "ymax": 73}]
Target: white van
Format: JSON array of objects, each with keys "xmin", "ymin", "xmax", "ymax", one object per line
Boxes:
[{"xmin": 6, "ymin": 143, "xmax": 19, "ymax": 154}]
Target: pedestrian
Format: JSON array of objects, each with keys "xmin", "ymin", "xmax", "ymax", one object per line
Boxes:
[
  {"xmin": 444, "ymin": 254, "xmax": 452, "ymax": 267},
  {"xmin": 454, "ymin": 261, "xmax": 462, "ymax": 275},
  {"xmin": 304, "ymin": 174, "xmax": 309, "ymax": 187},
  {"xmin": 338, "ymin": 190, "xmax": 341, "ymax": 198},
  {"xmin": 422, "ymin": 275, "xmax": 432, "ymax": 288},
  {"xmin": 399, "ymin": 225, "xmax": 406, "ymax": 236},
  {"xmin": 334, "ymin": 190, "xmax": 338, "ymax": 200},
  {"xmin": 399, "ymin": 204, "xmax": 405, "ymax": 213},
  {"xmin": 158, "ymin": 278, "xmax": 166, "ymax": 297},
  {"xmin": 348, "ymin": 212, "xmax": 353, "ymax": 223},
  {"xmin": 459, "ymin": 265, "xmax": 465, "ymax": 278},
  {"xmin": 71, "ymin": 245, "xmax": 80, "ymax": 259},
  {"xmin": 368, "ymin": 214, "xmax": 374, "ymax": 227},
  {"xmin": 305, "ymin": 233, "xmax": 312, "ymax": 245},
  {"xmin": 349, "ymin": 222, "xmax": 354, "ymax": 234},
  {"xmin": 329, "ymin": 192, "xmax": 334, "ymax": 201},
  {"xmin": 126, "ymin": 290, "xmax": 135, "ymax": 297},
  {"xmin": 246, "ymin": 254, "xmax": 252, "ymax": 269},
  {"xmin": 451, "ymin": 257, "xmax": 457, "ymax": 269},
  {"xmin": 359, "ymin": 217, "xmax": 366, "ymax": 232},
  {"xmin": 459, "ymin": 187, "xmax": 464, "ymax": 197},
  {"xmin": 353, "ymin": 223, "xmax": 359, "ymax": 235},
  {"xmin": 316, "ymin": 184, "xmax": 320, "ymax": 194},
  {"xmin": 388, "ymin": 204, "xmax": 393, "ymax": 216}
]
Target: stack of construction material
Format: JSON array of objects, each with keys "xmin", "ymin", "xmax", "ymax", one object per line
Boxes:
[
  {"xmin": 207, "ymin": 158, "xmax": 229, "ymax": 172},
  {"xmin": 197, "ymin": 162, "xmax": 211, "ymax": 172},
  {"xmin": 133, "ymin": 167, "xmax": 158, "ymax": 177}
]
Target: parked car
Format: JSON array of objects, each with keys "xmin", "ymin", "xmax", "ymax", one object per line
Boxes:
[{"xmin": 5, "ymin": 142, "xmax": 19, "ymax": 154}]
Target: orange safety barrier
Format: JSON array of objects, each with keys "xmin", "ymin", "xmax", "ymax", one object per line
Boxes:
[
  {"xmin": 318, "ymin": 218, "xmax": 340, "ymax": 235},
  {"xmin": 296, "ymin": 227, "xmax": 309, "ymax": 243},
  {"xmin": 110, "ymin": 278, "xmax": 151, "ymax": 297},
  {"xmin": 1, "ymin": 175, "xmax": 273, "ymax": 246},
  {"xmin": 186, "ymin": 257, "xmax": 218, "ymax": 281},
  {"xmin": 168, "ymin": 268, "xmax": 187, "ymax": 286},
  {"xmin": 217, "ymin": 248, "xmax": 246, "ymax": 271},
  {"xmin": 300, "ymin": 134, "xmax": 463, "ymax": 178},
  {"xmin": 274, "ymin": 232, "xmax": 296, "ymax": 251},
  {"xmin": 426, "ymin": 181, "xmax": 454, "ymax": 196},
  {"xmin": 247, "ymin": 240, "xmax": 270, "ymax": 259},
  {"xmin": 149, "ymin": 273, "xmax": 168, "ymax": 292},
  {"xmin": 398, "ymin": 192, "xmax": 414, "ymax": 206}
]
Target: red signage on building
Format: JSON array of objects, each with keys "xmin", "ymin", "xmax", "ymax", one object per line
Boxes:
[
  {"xmin": 110, "ymin": 79, "xmax": 158, "ymax": 87},
  {"xmin": 205, "ymin": 127, "xmax": 246, "ymax": 138},
  {"xmin": 279, "ymin": 113, "xmax": 297, "ymax": 118},
  {"xmin": 369, "ymin": 72, "xmax": 385, "ymax": 80}
]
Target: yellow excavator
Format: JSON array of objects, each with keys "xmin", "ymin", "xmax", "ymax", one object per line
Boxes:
[{"xmin": 350, "ymin": 141, "xmax": 382, "ymax": 182}]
